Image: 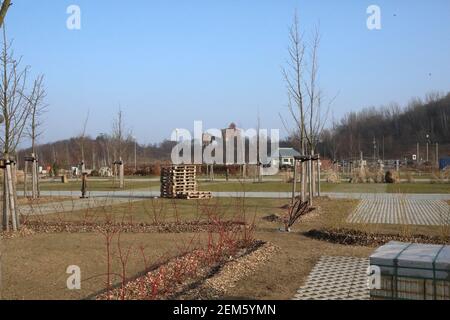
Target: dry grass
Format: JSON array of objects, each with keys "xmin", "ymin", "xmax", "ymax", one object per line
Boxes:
[{"xmin": 1, "ymin": 232, "xmax": 207, "ymax": 300}]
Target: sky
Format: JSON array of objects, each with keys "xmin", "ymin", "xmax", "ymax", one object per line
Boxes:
[{"xmin": 4, "ymin": 0, "xmax": 450, "ymax": 146}]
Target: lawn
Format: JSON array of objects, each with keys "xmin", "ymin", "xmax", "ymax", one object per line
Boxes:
[
  {"xmin": 198, "ymin": 181, "xmax": 450, "ymax": 194},
  {"xmin": 386, "ymin": 183, "xmax": 450, "ymax": 194},
  {"xmin": 1, "ymin": 232, "xmax": 204, "ymax": 300},
  {"xmin": 14, "ymin": 177, "xmax": 450, "ymax": 194}
]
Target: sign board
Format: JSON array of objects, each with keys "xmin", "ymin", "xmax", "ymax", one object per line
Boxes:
[{"xmin": 412, "ymin": 154, "xmax": 417, "ymax": 161}]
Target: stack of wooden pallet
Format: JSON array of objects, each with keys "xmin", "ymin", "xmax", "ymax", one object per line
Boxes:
[{"xmin": 160, "ymin": 165, "xmax": 212, "ymax": 199}]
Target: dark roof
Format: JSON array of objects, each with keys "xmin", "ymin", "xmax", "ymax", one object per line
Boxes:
[{"xmin": 278, "ymin": 148, "xmax": 301, "ymax": 158}]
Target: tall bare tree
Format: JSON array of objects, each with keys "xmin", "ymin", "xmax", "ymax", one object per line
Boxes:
[
  {"xmin": 281, "ymin": 12, "xmax": 330, "ymax": 208},
  {"xmin": 112, "ymin": 108, "xmax": 132, "ymax": 160},
  {"xmin": 76, "ymin": 110, "xmax": 90, "ymax": 170},
  {"xmin": 281, "ymin": 12, "xmax": 306, "ymax": 157},
  {"xmin": 27, "ymin": 75, "xmax": 47, "ymax": 154},
  {"xmin": 1, "ymin": 26, "xmax": 37, "ymax": 231},
  {"xmin": 23, "ymin": 74, "xmax": 46, "ymax": 198},
  {"xmin": 280, "ymin": 12, "xmax": 308, "ymax": 203},
  {"xmin": 112, "ymin": 108, "xmax": 131, "ymax": 188},
  {"xmin": 0, "ymin": 28, "xmax": 30, "ymax": 154}
]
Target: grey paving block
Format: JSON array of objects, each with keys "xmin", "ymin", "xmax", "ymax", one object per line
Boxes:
[
  {"xmin": 348, "ymin": 196, "xmax": 450, "ymax": 226},
  {"xmin": 293, "ymin": 256, "xmax": 370, "ymax": 300}
]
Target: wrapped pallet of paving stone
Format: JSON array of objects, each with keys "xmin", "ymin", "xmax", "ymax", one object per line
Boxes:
[{"xmin": 370, "ymin": 241, "xmax": 450, "ymax": 300}]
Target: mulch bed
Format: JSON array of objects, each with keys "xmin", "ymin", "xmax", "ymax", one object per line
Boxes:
[
  {"xmin": 95, "ymin": 240, "xmax": 277, "ymax": 300},
  {"xmin": 304, "ymin": 228, "xmax": 450, "ymax": 247},
  {"xmin": 18, "ymin": 220, "xmax": 245, "ymax": 234},
  {"xmin": 176, "ymin": 242, "xmax": 279, "ymax": 299},
  {"xmin": 0, "ymin": 221, "xmax": 245, "ymax": 239}
]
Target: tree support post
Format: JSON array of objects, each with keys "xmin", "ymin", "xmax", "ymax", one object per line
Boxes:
[
  {"xmin": 113, "ymin": 159, "xmax": 124, "ymax": 189},
  {"xmin": 81, "ymin": 172, "xmax": 88, "ymax": 199},
  {"xmin": 291, "ymin": 159, "xmax": 297, "ymax": 205},
  {"xmin": 1, "ymin": 157, "xmax": 19, "ymax": 231},
  {"xmin": 317, "ymin": 154, "xmax": 321, "ymax": 197}
]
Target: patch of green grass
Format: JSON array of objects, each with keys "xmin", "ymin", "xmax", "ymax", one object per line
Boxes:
[
  {"xmin": 198, "ymin": 181, "xmax": 449, "ymax": 194},
  {"xmin": 198, "ymin": 181, "xmax": 389, "ymax": 193},
  {"xmin": 198, "ymin": 181, "xmax": 293, "ymax": 192},
  {"xmin": 386, "ymin": 183, "xmax": 450, "ymax": 194},
  {"xmin": 321, "ymin": 183, "xmax": 388, "ymax": 193}
]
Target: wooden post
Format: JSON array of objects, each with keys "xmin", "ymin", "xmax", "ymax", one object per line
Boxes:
[
  {"xmin": 31, "ymin": 158, "xmax": 37, "ymax": 199},
  {"xmin": 113, "ymin": 159, "xmax": 124, "ymax": 188},
  {"xmin": 3, "ymin": 167, "xmax": 10, "ymax": 232},
  {"xmin": 301, "ymin": 161, "xmax": 306, "ymax": 202},
  {"xmin": 119, "ymin": 159, "xmax": 124, "ymax": 189},
  {"xmin": 417, "ymin": 143, "xmax": 420, "ymax": 165},
  {"xmin": 12, "ymin": 160, "xmax": 19, "ymax": 228},
  {"xmin": 436, "ymin": 143, "xmax": 439, "ymax": 169},
  {"xmin": 317, "ymin": 154, "xmax": 321, "ymax": 197},
  {"xmin": 308, "ymin": 158, "xmax": 313, "ymax": 206},
  {"xmin": 6, "ymin": 161, "xmax": 17, "ymax": 231},
  {"xmin": 24, "ymin": 160, "xmax": 28, "ymax": 197},
  {"xmin": 81, "ymin": 172, "xmax": 88, "ymax": 198},
  {"xmin": 291, "ymin": 159, "xmax": 297, "ymax": 205},
  {"xmin": 36, "ymin": 159, "xmax": 41, "ymax": 198}
]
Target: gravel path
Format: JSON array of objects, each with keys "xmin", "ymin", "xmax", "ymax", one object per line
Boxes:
[
  {"xmin": 18, "ymin": 197, "xmax": 141, "ymax": 215},
  {"xmin": 38, "ymin": 190, "xmax": 450, "ymax": 200}
]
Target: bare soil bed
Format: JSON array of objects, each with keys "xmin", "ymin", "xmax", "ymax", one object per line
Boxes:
[{"xmin": 304, "ymin": 228, "xmax": 450, "ymax": 247}]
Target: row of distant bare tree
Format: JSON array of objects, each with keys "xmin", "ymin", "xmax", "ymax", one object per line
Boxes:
[
  {"xmin": 18, "ymin": 128, "xmax": 177, "ymax": 172},
  {"xmin": 319, "ymin": 92, "xmax": 450, "ymax": 161}
]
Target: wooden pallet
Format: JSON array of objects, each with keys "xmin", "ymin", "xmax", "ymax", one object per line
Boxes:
[
  {"xmin": 160, "ymin": 165, "xmax": 212, "ymax": 199},
  {"xmin": 176, "ymin": 191, "xmax": 213, "ymax": 200}
]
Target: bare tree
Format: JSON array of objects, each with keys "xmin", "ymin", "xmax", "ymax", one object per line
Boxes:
[
  {"xmin": 112, "ymin": 108, "xmax": 125, "ymax": 160},
  {"xmin": 304, "ymin": 27, "xmax": 332, "ymax": 155},
  {"xmin": 1, "ymin": 26, "xmax": 36, "ymax": 231},
  {"xmin": 0, "ymin": 28, "xmax": 31, "ymax": 154},
  {"xmin": 112, "ymin": 108, "xmax": 131, "ymax": 188},
  {"xmin": 27, "ymin": 75, "xmax": 47, "ymax": 153},
  {"xmin": 280, "ymin": 12, "xmax": 330, "ymax": 212},
  {"xmin": 24, "ymin": 74, "xmax": 46, "ymax": 198},
  {"xmin": 76, "ymin": 110, "xmax": 90, "ymax": 171},
  {"xmin": 112, "ymin": 108, "xmax": 133, "ymax": 160},
  {"xmin": 281, "ymin": 12, "xmax": 306, "ymax": 157},
  {"xmin": 280, "ymin": 12, "xmax": 308, "ymax": 203},
  {"xmin": 0, "ymin": 0, "xmax": 11, "ymax": 28}
]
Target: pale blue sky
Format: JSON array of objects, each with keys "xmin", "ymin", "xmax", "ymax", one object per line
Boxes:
[{"xmin": 5, "ymin": 0, "xmax": 450, "ymax": 145}]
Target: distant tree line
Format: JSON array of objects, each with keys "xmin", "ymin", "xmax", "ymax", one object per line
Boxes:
[
  {"xmin": 17, "ymin": 136, "xmax": 176, "ymax": 171},
  {"xmin": 17, "ymin": 92, "xmax": 450, "ymax": 169},
  {"xmin": 317, "ymin": 92, "xmax": 450, "ymax": 161}
]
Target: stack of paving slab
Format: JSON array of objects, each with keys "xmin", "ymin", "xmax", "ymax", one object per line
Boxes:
[
  {"xmin": 370, "ymin": 241, "xmax": 450, "ymax": 300},
  {"xmin": 160, "ymin": 165, "xmax": 212, "ymax": 200}
]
